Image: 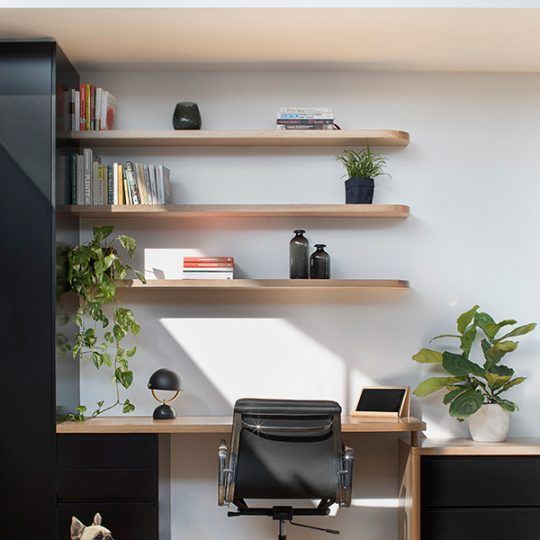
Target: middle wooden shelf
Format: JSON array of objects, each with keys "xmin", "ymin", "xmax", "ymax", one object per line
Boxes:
[
  {"xmin": 117, "ymin": 279, "xmax": 409, "ymax": 291},
  {"xmin": 59, "ymin": 203, "xmax": 410, "ymax": 219}
]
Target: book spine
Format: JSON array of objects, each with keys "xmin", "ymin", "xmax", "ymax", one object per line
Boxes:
[
  {"xmin": 79, "ymin": 84, "xmax": 86, "ymax": 131},
  {"xmin": 112, "ymin": 163, "xmax": 118, "ymax": 204},
  {"xmin": 125, "ymin": 161, "xmax": 140, "ymax": 205},
  {"xmin": 118, "ymin": 164, "xmax": 125, "ymax": 205},
  {"xmin": 276, "ymin": 118, "xmax": 334, "ymax": 125},
  {"xmin": 107, "ymin": 165, "xmax": 114, "ymax": 205},
  {"xmin": 105, "ymin": 92, "xmax": 116, "ymax": 130},
  {"xmin": 123, "ymin": 165, "xmax": 131, "ymax": 204},
  {"xmin": 76, "ymin": 155, "xmax": 84, "ymax": 204},
  {"xmin": 90, "ymin": 85, "xmax": 96, "ymax": 130},
  {"xmin": 95, "ymin": 88, "xmax": 102, "ymax": 131},
  {"xmin": 69, "ymin": 154, "xmax": 77, "ymax": 204},
  {"xmin": 85, "ymin": 83, "xmax": 91, "ymax": 131},
  {"xmin": 184, "ymin": 257, "xmax": 234, "ymax": 262},
  {"xmin": 83, "ymin": 148, "xmax": 92, "ymax": 204},
  {"xmin": 162, "ymin": 166, "xmax": 171, "ymax": 204},
  {"xmin": 276, "ymin": 124, "xmax": 334, "ymax": 130},
  {"xmin": 143, "ymin": 164, "xmax": 152, "ymax": 204}
]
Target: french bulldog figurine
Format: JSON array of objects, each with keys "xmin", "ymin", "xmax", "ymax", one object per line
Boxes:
[{"xmin": 71, "ymin": 513, "xmax": 114, "ymax": 540}]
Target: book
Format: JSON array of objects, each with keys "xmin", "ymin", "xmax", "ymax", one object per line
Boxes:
[
  {"xmin": 79, "ymin": 84, "xmax": 86, "ymax": 131},
  {"xmin": 100, "ymin": 91, "xmax": 116, "ymax": 130},
  {"xmin": 276, "ymin": 118, "xmax": 334, "ymax": 125},
  {"xmin": 161, "ymin": 165, "xmax": 172, "ymax": 204},
  {"xmin": 280, "ymin": 107, "xmax": 332, "ymax": 115},
  {"xmin": 118, "ymin": 164, "xmax": 124, "ymax": 205},
  {"xmin": 85, "ymin": 84, "xmax": 91, "ymax": 131},
  {"xmin": 76, "ymin": 154, "xmax": 84, "ymax": 204},
  {"xmin": 89, "ymin": 85, "xmax": 95, "ymax": 130},
  {"xmin": 184, "ymin": 257, "xmax": 234, "ymax": 263},
  {"xmin": 95, "ymin": 87, "xmax": 102, "ymax": 131},
  {"xmin": 125, "ymin": 161, "xmax": 141, "ymax": 204},
  {"xmin": 107, "ymin": 165, "xmax": 114, "ymax": 205},
  {"xmin": 183, "ymin": 263, "xmax": 234, "ymax": 268},
  {"xmin": 143, "ymin": 164, "xmax": 153, "ymax": 204},
  {"xmin": 134, "ymin": 162, "xmax": 148, "ymax": 204},
  {"xmin": 276, "ymin": 124, "xmax": 334, "ymax": 130},
  {"xmin": 182, "ymin": 272, "xmax": 234, "ymax": 280}
]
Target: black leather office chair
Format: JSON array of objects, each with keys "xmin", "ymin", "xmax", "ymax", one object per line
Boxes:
[{"xmin": 218, "ymin": 399, "xmax": 354, "ymax": 539}]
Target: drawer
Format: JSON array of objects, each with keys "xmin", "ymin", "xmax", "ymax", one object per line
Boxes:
[
  {"xmin": 422, "ymin": 507, "xmax": 540, "ymax": 540},
  {"xmin": 57, "ymin": 434, "xmax": 157, "ymax": 469},
  {"xmin": 422, "ymin": 456, "xmax": 540, "ymax": 507},
  {"xmin": 57, "ymin": 468, "xmax": 157, "ymax": 501},
  {"xmin": 58, "ymin": 502, "xmax": 157, "ymax": 540}
]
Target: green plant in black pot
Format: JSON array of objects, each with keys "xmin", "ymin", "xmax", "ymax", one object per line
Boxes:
[
  {"xmin": 66, "ymin": 226, "xmax": 146, "ymax": 421},
  {"xmin": 336, "ymin": 147, "xmax": 388, "ymax": 204}
]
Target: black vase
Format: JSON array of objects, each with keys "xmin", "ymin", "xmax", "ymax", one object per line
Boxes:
[
  {"xmin": 173, "ymin": 102, "xmax": 201, "ymax": 130},
  {"xmin": 310, "ymin": 244, "xmax": 330, "ymax": 279},
  {"xmin": 289, "ymin": 229, "xmax": 309, "ymax": 279},
  {"xmin": 345, "ymin": 177, "xmax": 374, "ymax": 204}
]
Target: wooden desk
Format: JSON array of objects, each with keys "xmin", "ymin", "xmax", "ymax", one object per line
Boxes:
[{"xmin": 57, "ymin": 415, "xmax": 426, "ymax": 438}]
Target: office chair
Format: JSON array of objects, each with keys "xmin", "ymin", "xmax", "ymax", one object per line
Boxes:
[{"xmin": 218, "ymin": 398, "xmax": 354, "ymax": 539}]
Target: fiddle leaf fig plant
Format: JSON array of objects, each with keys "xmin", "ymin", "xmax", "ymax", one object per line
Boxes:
[
  {"xmin": 412, "ymin": 305, "xmax": 536, "ymax": 421},
  {"xmin": 66, "ymin": 226, "xmax": 146, "ymax": 421}
]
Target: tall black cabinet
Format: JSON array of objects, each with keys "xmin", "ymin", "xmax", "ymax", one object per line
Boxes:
[{"xmin": 0, "ymin": 39, "xmax": 79, "ymax": 540}]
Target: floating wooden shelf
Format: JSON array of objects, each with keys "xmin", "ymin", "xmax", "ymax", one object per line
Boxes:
[
  {"xmin": 117, "ymin": 279, "xmax": 409, "ymax": 291},
  {"xmin": 69, "ymin": 129, "xmax": 410, "ymax": 147},
  {"xmin": 59, "ymin": 203, "xmax": 410, "ymax": 219},
  {"xmin": 56, "ymin": 415, "xmax": 426, "ymax": 434},
  {"xmin": 405, "ymin": 438, "xmax": 540, "ymax": 456}
]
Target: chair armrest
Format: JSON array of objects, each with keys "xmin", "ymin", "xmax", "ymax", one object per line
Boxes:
[
  {"xmin": 338, "ymin": 444, "xmax": 354, "ymax": 507},
  {"xmin": 218, "ymin": 439, "xmax": 229, "ymax": 506}
]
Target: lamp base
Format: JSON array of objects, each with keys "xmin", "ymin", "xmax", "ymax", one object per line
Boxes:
[{"xmin": 153, "ymin": 404, "xmax": 177, "ymax": 420}]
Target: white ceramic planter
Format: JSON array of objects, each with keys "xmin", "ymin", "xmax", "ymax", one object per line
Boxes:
[{"xmin": 468, "ymin": 403, "xmax": 510, "ymax": 442}]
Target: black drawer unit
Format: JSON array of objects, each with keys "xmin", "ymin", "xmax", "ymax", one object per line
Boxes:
[
  {"xmin": 57, "ymin": 434, "xmax": 161, "ymax": 540},
  {"xmin": 421, "ymin": 455, "xmax": 540, "ymax": 540}
]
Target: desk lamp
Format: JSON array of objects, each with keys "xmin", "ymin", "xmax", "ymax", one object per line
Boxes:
[{"xmin": 148, "ymin": 368, "xmax": 183, "ymax": 420}]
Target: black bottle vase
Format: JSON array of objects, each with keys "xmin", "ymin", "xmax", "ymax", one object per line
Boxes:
[
  {"xmin": 310, "ymin": 244, "xmax": 331, "ymax": 279},
  {"xmin": 173, "ymin": 102, "xmax": 201, "ymax": 130},
  {"xmin": 290, "ymin": 229, "xmax": 309, "ymax": 279}
]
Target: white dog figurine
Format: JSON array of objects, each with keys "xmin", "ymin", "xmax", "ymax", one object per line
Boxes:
[{"xmin": 71, "ymin": 513, "xmax": 114, "ymax": 540}]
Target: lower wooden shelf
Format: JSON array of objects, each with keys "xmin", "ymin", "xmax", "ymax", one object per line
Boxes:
[
  {"xmin": 58, "ymin": 204, "xmax": 410, "ymax": 219},
  {"xmin": 56, "ymin": 415, "xmax": 426, "ymax": 434},
  {"xmin": 118, "ymin": 279, "xmax": 409, "ymax": 291}
]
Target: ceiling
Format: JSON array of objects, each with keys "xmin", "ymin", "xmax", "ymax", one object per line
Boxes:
[{"xmin": 1, "ymin": 7, "xmax": 540, "ymax": 72}]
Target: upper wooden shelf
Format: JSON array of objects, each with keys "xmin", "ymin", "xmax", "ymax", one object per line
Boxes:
[
  {"xmin": 68, "ymin": 129, "xmax": 410, "ymax": 147},
  {"xmin": 56, "ymin": 415, "xmax": 426, "ymax": 434},
  {"xmin": 59, "ymin": 203, "xmax": 410, "ymax": 219},
  {"xmin": 117, "ymin": 279, "xmax": 409, "ymax": 291}
]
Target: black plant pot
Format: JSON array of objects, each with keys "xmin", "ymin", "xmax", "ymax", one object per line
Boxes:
[
  {"xmin": 345, "ymin": 177, "xmax": 374, "ymax": 204},
  {"xmin": 173, "ymin": 102, "xmax": 201, "ymax": 130}
]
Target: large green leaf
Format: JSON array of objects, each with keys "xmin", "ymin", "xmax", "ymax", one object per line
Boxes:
[
  {"xmin": 474, "ymin": 311, "xmax": 496, "ymax": 337},
  {"xmin": 498, "ymin": 323, "xmax": 537, "ymax": 341},
  {"xmin": 449, "ymin": 389, "xmax": 484, "ymax": 419},
  {"xmin": 460, "ymin": 327, "xmax": 477, "ymax": 358},
  {"xmin": 93, "ymin": 225, "xmax": 114, "ymax": 242},
  {"xmin": 483, "ymin": 319, "xmax": 517, "ymax": 340},
  {"xmin": 442, "ymin": 351, "xmax": 485, "ymax": 377},
  {"xmin": 485, "ymin": 364, "xmax": 515, "ymax": 390},
  {"xmin": 443, "ymin": 386, "xmax": 469, "ymax": 404},
  {"xmin": 501, "ymin": 377, "xmax": 526, "ymax": 392},
  {"xmin": 413, "ymin": 377, "xmax": 457, "ymax": 397},
  {"xmin": 457, "ymin": 305, "xmax": 479, "ymax": 333},
  {"xmin": 484, "ymin": 340, "xmax": 518, "ymax": 369},
  {"xmin": 412, "ymin": 348, "xmax": 443, "ymax": 364},
  {"xmin": 493, "ymin": 396, "xmax": 518, "ymax": 412}
]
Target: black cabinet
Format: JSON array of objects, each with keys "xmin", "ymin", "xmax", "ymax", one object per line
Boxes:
[
  {"xmin": 421, "ymin": 456, "xmax": 540, "ymax": 540},
  {"xmin": 57, "ymin": 435, "xmax": 165, "ymax": 540}
]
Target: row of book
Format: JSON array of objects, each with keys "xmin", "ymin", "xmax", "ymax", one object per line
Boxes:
[
  {"xmin": 276, "ymin": 107, "xmax": 336, "ymax": 130},
  {"xmin": 182, "ymin": 257, "xmax": 234, "ymax": 280},
  {"xmin": 69, "ymin": 148, "xmax": 171, "ymax": 205},
  {"xmin": 69, "ymin": 84, "xmax": 116, "ymax": 131}
]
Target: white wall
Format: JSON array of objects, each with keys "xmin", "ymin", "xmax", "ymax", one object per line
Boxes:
[{"xmin": 79, "ymin": 70, "xmax": 540, "ymax": 539}]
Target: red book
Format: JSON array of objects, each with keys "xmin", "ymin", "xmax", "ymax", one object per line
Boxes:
[
  {"xmin": 184, "ymin": 257, "xmax": 234, "ymax": 263},
  {"xmin": 79, "ymin": 84, "xmax": 86, "ymax": 131},
  {"xmin": 90, "ymin": 85, "xmax": 95, "ymax": 130},
  {"xmin": 184, "ymin": 262, "xmax": 234, "ymax": 268}
]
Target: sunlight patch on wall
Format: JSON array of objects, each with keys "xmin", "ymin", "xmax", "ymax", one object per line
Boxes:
[
  {"xmin": 144, "ymin": 248, "xmax": 205, "ymax": 279},
  {"xmin": 160, "ymin": 317, "xmax": 346, "ymax": 404}
]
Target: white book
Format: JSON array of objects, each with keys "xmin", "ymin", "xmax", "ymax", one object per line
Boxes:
[
  {"xmin": 149, "ymin": 165, "xmax": 158, "ymax": 204},
  {"xmin": 76, "ymin": 154, "xmax": 84, "ymax": 204},
  {"xmin": 183, "ymin": 267, "xmax": 235, "ymax": 273},
  {"xmin": 162, "ymin": 166, "xmax": 171, "ymax": 204},
  {"xmin": 183, "ymin": 272, "xmax": 234, "ymax": 280},
  {"xmin": 156, "ymin": 166, "xmax": 164, "ymax": 204},
  {"xmin": 113, "ymin": 162, "xmax": 119, "ymax": 204},
  {"xmin": 95, "ymin": 88, "xmax": 102, "ymax": 130},
  {"xmin": 83, "ymin": 148, "xmax": 93, "ymax": 205}
]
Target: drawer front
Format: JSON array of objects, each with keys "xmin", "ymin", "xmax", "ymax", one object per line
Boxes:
[
  {"xmin": 57, "ymin": 468, "xmax": 157, "ymax": 501},
  {"xmin": 58, "ymin": 502, "xmax": 157, "ymax": 540},
  {"xmin": 58, "ymin": 434, "xmax": 157, "ymax": 469},
  {"xmin": 422, "ymin": 507, "xmax": 540, "ymax": 540},
  {"xmin": 422, "ymin": 456, "xmax": 540, "ymax": 507}
]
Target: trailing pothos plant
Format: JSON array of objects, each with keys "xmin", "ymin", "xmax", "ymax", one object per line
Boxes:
[
  {"xmin": 412, "ymin": 305, "xmax": 536, "ymax": 420},
  {"xmin": 66, "ymin": 226, "xmax": 146, "ymax": 421}
]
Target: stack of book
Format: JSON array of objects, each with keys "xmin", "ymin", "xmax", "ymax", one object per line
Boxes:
[
  {"xmin": 68, "ymin": 149, "xmax": 171, "ymax": 205},
  {"xmin": 69, "ymin": 84, "xmax": 116, "ymax": 131},
  {"xmin": 182, "ymin": 257, "xmax": 234, "ymax": 280},
  {"xmin": 276, "ymin": 107, "xmax": 335, "ymax": 130}
]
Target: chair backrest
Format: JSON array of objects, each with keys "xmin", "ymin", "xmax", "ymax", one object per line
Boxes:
[{"xmin": 228, "ymin": 398, "xmax": 343, "ymax": 501}]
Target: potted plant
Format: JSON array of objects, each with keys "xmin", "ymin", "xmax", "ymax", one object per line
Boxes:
[
  {"xmin": 64, "ymin": 226, "xmax": 146, "ymax": 421},
  {"xmin": 336, "ymin": 147, "xmax": 388, "ymax": 204},
  {"xmin": 412, "ymin": 305, "xmax": 536, "ymax": 442}
]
